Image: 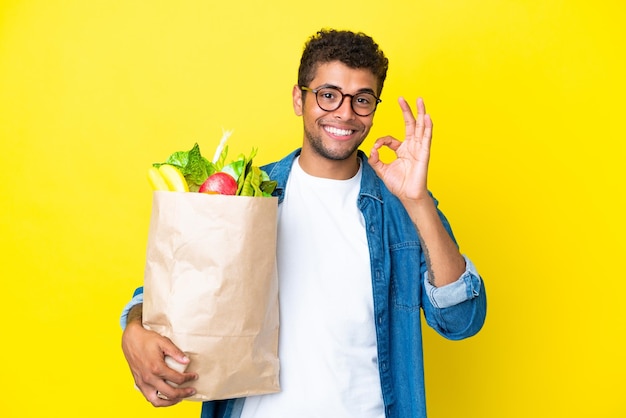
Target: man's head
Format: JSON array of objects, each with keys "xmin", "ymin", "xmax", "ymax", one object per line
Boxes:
[
  {"xmin": 298, "ymin": 29, "xmax": 389, "ymax": 96},
  {"xmin": 293, "ymin": 29, "xmax": 388, "ymax": 179}
]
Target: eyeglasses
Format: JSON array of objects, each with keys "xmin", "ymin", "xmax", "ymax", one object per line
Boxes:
[{"xmin": 300, "ymin": 86, "xmax": 381, "ymax": 117}]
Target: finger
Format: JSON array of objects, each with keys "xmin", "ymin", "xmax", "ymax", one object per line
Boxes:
[
  {"xmin": 161, "ymin": 340, "xmax": 191, "ymax": 366},
  {"xmin": 414, "ymin": 97, "xmax": 427, "ymax": 139},
  {"xmin": 423, "ymin": 113, "xmax": 433, "ymax": 144},
  {"xmin": 137, "ymin": 381, "xmax": 176, "ymax": 407},
  {"xmin": 134, "ymin": 353, "xmax": 195, "ymax": 391},
  {"xmin": 154, "ymin": 380, "xmax": 196, "ymax": 403},
  {"xmin": 162, "ymin": 369, "xmax": 198, "ymax": 387},
  {"xmin": 369, "ymin": 135, "xmax": 403, "ymax": 177},
  {"xmin": 150, "ymin": 388, "xmax": 181, "ymax": 407},
  {"xmin": 156, "ymin": 390, "xmax": 171, "ymax": 401},
  {"xmin": 417, "ymin": 97, "xmax": 427, "ymax": 117},
  {"xmin": 398, "ymin": 97, "xmax": 416, "ymax": 140},
  {"xmin": 159, "ymin": 343, "xmax": 198, "ymax": 383},
  {"xmin": 154, "ymin": 389, "xmax": 175, "ymax": 403},
  {"xmin": 368, "ymin": 142, "xmax": 381, "ymax": 165},
  {"xmin": 373, "ymin": 135, "xmax": 403, "ymax": 152},
  {"xmin": 159, "ymin": 360, "xmax": 198, "ymax": 388}
]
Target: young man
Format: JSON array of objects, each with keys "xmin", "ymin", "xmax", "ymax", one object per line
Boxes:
[{"xmin": 121, "ymin": 29, "xmax": 487, "ymax": 418}]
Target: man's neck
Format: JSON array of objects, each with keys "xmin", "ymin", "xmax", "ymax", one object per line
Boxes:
[{"xmin": 298, "ymin": 150, "xmax": 361, "ymax": 180}]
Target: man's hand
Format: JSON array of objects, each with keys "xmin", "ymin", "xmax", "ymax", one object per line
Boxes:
[
  {"xmin": 369, "ymin": 97, "xmax": 466, "ymax": 287},
  {"xmin": 368, "ymin": 97, "xmax": 432, "ymax": 203},
  {"xmin": 121, "ymin": 312, "xmax": 198, "ymax": 407}
]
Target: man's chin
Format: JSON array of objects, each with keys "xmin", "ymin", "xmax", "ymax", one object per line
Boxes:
[
  {"xmin": 304, "ymin": 128, "xmax": 365, "ymax": 161},
  {"xmin": 318, "ymin": 141, "xmax": 361, "ymax": 160},
  {"xmin": 315, "ymin": 144, "xmax": 359, "ymax": 161}
]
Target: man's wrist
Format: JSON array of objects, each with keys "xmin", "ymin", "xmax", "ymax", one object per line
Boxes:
[
  {"xmin": 401, "ymin": 195, "xmax": 437, "ymax": 227},
  {"xmin": 126, "ymin": 303, "xmax": 143, "ymax": 326}
]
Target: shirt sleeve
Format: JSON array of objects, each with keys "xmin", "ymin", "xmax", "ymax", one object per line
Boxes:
[
  {"xmin": 423, "ymin": 255, "xmax": 482, "ymax": 309},
  {"xmin": 119, "ymin": 287, "xmax": 144, "ymax": 330}
]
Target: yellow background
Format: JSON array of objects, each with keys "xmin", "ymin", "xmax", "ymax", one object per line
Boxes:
[{"xmin": 1, "ymin": 0, "xmax": 624, "ymax": 417}]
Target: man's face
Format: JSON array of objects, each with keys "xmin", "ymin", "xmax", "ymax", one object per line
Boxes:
[{"xmin": 293, "ymin": 61, "xmax": 379, "ymax": 163}]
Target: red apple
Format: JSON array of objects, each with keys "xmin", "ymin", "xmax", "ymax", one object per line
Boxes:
[{"xmin": 199, "ymin": 172, "xmax": 238, "ymax": 195}]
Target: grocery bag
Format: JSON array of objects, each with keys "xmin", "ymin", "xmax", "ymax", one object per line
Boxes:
[{"xmin": 142, "ymin": 191, "xmax": 280, "ymax": 401}]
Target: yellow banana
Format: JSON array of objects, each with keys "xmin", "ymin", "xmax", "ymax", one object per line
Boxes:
[
  {"xmin": 158, "ymin": 164, "xmax": 189, "ymax": 192},
  {"xmin": 147, "ymin": 166, "xmax": 170, "ymax": 191}
]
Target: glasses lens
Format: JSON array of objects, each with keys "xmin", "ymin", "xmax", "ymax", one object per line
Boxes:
[
  {"xmin": 315, "ymin": 88, "xmax": 342, "ymax": 111},
  {"xmin": 353, "ymin": 93, "xmax": 377, "ymax": 115}
]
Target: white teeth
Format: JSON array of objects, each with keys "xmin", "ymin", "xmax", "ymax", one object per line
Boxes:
[{"xmin": 325, "ymin": 126, "xmax": 354, "ymax": 136}]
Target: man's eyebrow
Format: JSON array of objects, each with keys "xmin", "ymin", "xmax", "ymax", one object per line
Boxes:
[
  {"xmin": 314, "ymin": 83, "xmax": 377, "ymax": 95},
  {"xmin": 356, "ymin": 87, "xmax": 377, "ymax": 95},
  {"xmin": 313, "ymin": 83, "xmax": 342, "ymax": 90}
]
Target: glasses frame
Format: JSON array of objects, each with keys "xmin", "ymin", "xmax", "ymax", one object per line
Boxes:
[{"xmin": 300, "ymin": 86, "xmax": 382, "ymax": 117}]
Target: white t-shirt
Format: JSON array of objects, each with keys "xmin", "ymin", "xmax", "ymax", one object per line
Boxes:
[{"xmin": 240, "ymin": 158, "xmax": 384, "ymax": 418}]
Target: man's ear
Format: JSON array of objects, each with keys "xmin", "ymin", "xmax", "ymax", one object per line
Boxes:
[{"xmin": 292, "ymin": 85, "xmax": 303, "ymax": 116}]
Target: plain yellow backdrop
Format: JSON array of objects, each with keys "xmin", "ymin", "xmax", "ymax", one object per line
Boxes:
[{"xmin": 1, "ymin": 0, "xmax": 624, "ymax": 417}]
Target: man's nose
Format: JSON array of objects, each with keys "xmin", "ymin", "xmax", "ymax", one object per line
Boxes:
[{"xmin": 333, "ymin": 95, "xmax": 356, "ymax": 119}]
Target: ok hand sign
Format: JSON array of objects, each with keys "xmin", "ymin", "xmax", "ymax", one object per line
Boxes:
[{"xmin": 368, "ymin": 97, "xmax": 433, "ymax": 203}]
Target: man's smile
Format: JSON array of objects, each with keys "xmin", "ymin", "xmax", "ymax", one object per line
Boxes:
[{"xmin": 323, "ymin": 125, "xmax": 357, "ymax": 139}]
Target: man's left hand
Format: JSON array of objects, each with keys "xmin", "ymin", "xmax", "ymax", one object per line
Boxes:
[{"xmin": 368, "ymin": 97, "xmax": 433, "ymax": 203}]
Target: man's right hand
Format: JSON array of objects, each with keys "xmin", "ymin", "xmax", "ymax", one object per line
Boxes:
[{"xmin": 121, "ymin": 309, "xmax": 198, "ymax": 407}]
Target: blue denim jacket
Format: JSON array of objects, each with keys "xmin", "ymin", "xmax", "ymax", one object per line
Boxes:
[{"xmin": 122, "ymin": 149, "xmax": 486, "ymax": 418}]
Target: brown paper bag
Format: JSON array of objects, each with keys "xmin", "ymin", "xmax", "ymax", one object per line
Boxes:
[{"xmin": 142, "ymin": 191, "xmax": 280, "ymax": 401}]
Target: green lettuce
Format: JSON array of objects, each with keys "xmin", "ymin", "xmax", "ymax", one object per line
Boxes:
[
  {"xmin": 153, "ymin": 138, "xmax": 276, "ymax": 196},
  {"xmin": 153, "ymin": 143, "xmax": 216, "ymax": 192}
]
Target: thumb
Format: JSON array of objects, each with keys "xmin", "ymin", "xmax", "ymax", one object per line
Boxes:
[
  {"xmin": 368, "ymin": 147, "xmax": 385, "ymax": 177},
  {"xmin": 160, "ymin": 339, "xmax": 190, "ymax": 365},
  {"xmin": 164, "ymin": 355, "xmax": 190, "ymax": 373}
]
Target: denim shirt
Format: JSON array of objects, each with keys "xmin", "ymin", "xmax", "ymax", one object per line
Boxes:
[{"xmin": 122, "ymin": 149, "xmax": 487, "ymax": 418}]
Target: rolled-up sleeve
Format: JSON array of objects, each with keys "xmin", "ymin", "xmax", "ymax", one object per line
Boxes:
[
  {"xmin": 119, "ymin": 287, "xmax": 144, "ymax": 330},
  {"xmin": 424, "ymin": 255, "xmax": 482, "ymax": 309}
]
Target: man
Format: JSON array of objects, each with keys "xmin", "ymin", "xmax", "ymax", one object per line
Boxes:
[{"xmin": 121, "ymin": 29, "xmax": 487, "ymax": 418}]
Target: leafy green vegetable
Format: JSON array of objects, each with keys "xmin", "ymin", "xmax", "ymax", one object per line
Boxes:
[
  {"xmin": 240, "ymin": 166, "xmax": 263, "ymax": 197},
  {"xmin": 260, "ymin": 181, "xmax": 277, "ymax": 196},
  {"xmin": 240, "ymin": 165, "xmax": 276, "ymax": 197},
  {"xmin": 153, "ymin": 143, "xmax": 215, "ymax": 192},
  {"xmin": 153, "ymin": 137, "xmax": 275, "ymax": 197}
]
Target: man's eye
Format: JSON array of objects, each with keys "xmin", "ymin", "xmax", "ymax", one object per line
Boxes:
[
  {"xmin": 356, "ymin": 95, "xmax": 373, "ymax": 105},
  {"xmin": 320, "ymin": 91, "xmax": 337, "ymax": 100}
]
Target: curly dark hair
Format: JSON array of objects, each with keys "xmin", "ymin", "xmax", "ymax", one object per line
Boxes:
[{"xmin": 298, "ymin": 29, "xmax": 389, "ymax": 96}]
